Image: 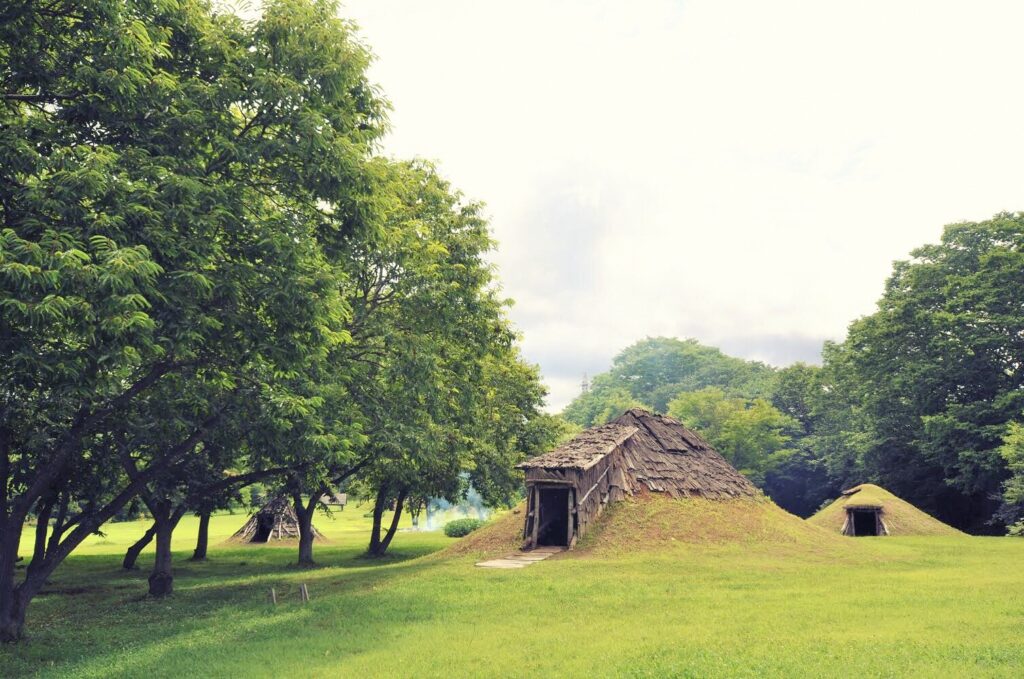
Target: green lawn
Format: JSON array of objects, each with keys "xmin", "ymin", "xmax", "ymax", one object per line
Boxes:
[{"xmin": 3, "ymin": 503, "xmax": 1024, "ymax": 678}]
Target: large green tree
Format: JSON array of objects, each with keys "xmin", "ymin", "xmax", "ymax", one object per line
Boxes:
[
  {"xmin": 0, "ymin": 0, "xmax": 384, "ymax": 640},
  {"xmin": 826, "ymin": 214, "xmax": 1024, "ymax": 532},
  {"xmin": 334, "ymin": 163, "xmax": 552, "ymax": 556},
  {"xmin": 759, "ymin": 361, "xmax": 870, "ymax": 516}
]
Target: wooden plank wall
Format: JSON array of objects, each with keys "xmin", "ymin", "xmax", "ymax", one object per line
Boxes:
[{"xmin": 523, "ymin": 447, "xmax": 629, "ymax": 549}]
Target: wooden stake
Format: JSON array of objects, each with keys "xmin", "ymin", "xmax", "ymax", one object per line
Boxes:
[
  {"xmin": 530, "ymin": 486, "xmax": 540, "ymax": 549},
  {"xmin": 300, "ymin": 583, "xmax": 309, "ymax": 603},
  {"xmin": 269, "ymin": 587, "xmax": 277, "ymax": 605},
  {"xmin": 566, "ymin": 488, "xmax": 573, "ymax": 547}
]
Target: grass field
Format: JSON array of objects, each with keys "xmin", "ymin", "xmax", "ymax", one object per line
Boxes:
[{"xmin": 3, "ymin": 499, "xmax": 1024, "ymax": 678}]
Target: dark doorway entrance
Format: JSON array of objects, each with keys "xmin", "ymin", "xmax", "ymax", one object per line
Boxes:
[
  {"xmin": 850, "ymin": 509, "xmax": 879, "ymax": 536},
  {"xmin": 537, "ymin": 487, "xmax": 571, "ymax": 546},
  {"xmin": 252, "ymin": 514, "xmax": 274, "ymax": 542}
]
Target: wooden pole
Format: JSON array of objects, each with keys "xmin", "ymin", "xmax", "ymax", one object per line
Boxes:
[
  {"xmin": 530, "ymin": 486, "xmax": 540, "ymax": 549},
  {"xmin": 299, "ymin": 583, "xmax": 309, "ymax": 603},
  {"xmin": 523, "ymin": 487, "xmax": 533, "ymax": 540},
  {"xmin": 566, "ymin": 488, "xmax": 573, "ymax": 547},
  {"xmin": 269, "ymin": 587, "xmax": 277, "ymax": 605}
]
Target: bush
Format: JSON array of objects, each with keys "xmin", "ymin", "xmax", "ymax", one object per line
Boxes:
[{"xmin": 444, "ymin": 518, "xmax": 486, "ymax": 537}]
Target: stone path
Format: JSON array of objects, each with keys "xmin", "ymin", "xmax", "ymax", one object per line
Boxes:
[{"xmin": 475, "ymin": 546, "xmax": 565, "ymax": 569}]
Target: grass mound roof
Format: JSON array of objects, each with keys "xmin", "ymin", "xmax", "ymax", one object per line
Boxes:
[
  {"xmin": 808, "ymin": 484, "xmax": 963, "ymax": 536},
  {"xmin": 446, "ymin": 493, "xmax": 846, "ymax": 561},
  {"xmin": 576, "ymin": 492, "xmax": 845, "ymax": 556}
]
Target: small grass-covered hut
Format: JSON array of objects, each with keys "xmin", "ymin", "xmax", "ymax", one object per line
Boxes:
[
  {"xmin": 231, "ymin": 497, "xmax": 325, "ymax": 543},
  {"xmin": 517, "ymin": 409, "xmax": 758, "ymax": 549},
  {"xmin": 808, "ymin": 483, "xmax": 962, "ymax": 537}
]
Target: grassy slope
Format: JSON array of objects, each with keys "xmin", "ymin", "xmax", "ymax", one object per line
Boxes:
[
  {"xmin": 808, "ymin": 483, "xmax": 964, "ymax": 536},
  {"xmin": 3, "ymin": 498, "xmax": 1023, "ymax": 678}
]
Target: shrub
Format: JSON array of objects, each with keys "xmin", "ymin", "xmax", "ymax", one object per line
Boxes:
[{"xmin": 444, "ymin": 518, "xmax": 486, "ymax": 537}]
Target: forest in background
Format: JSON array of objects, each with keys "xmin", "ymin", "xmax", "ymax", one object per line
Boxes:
[{"xmin": 561, "ymin": 213, "xmax": 1024, "ymax": 536}]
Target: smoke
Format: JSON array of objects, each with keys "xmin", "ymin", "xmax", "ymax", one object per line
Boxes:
[{"xmin": 419, "ymin": 486, "xmax": 493, "ymax": 531}]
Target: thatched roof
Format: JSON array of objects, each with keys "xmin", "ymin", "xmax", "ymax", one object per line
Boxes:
[
  {"xmin": 519, "ymin": 409, "xmax": 758, "ymax": 500},
  {"xmin": 517, "ymin": 423, "xmax": 637, "ymax": 470}
]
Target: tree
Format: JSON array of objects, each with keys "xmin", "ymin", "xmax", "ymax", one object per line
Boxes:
[
  {"xmin": 325, "ymin": 162, "xmax": 551, "ymax": 556},
  {"xmin": 759, "ymin": 362, "xmax": 859, "ymax": 516},
  {"xmin": 562, "ymin": 381, "xmax": 649, "ymax": 428},
  {"xmin": 997, "ymin": 420, "xmax": 1024, "ymax": 534},
  {"xmin": 667, "ymin": 387, "xmax": 798, "ymax": 486},
  {"xmin": 825, "ymin": 214, "xmax": 1024, "ymax": 532},
  {"xmin": 562, "ymin": 337, "xmax": 775, "ymax": 426},
  {"xmin": 0, "ymin": 0, "xmax": 385, "ymax": 640}
]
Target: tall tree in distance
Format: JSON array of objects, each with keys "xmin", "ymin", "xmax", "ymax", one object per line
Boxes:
[
  {"xmin": 321, "ymin": 160, "xmax": 553, "ymax": 556},
  {"xmin": 562, "ymin": 337, "xmax": 775, "ymax": 427},
  {"xmin": 667, "ymin": 387, "xmax": 798, "ymax": 486}
]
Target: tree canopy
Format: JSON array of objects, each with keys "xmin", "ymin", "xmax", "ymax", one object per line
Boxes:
[
  {"xmin": 0, "ymin": 0, "xmax": 554, "ymax": 641},
  {"xmin": 563, "ymin": 337, "xmax": 775, "ymax": 427}
]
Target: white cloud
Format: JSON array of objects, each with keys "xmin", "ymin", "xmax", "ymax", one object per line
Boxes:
[{"xmin": 342, "ymin": 0, "xmax": 1024, "ymax": 410}]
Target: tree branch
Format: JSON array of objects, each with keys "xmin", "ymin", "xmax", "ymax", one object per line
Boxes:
[{"xmin": 2, "ymin": 92, "xmax": 76, "ymax": 103}]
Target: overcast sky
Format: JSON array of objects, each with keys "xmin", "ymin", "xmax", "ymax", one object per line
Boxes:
[{"xmin": 340, "ymin": 0, "xmax": 1024, "ymax": 411}]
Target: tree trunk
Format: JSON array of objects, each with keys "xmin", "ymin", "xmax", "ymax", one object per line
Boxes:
[
  {"xmin": 368, "ymin": 485, "xmax": 388, "ymax": 555},
  {"xmin": 292, "ymin": 494, "xmax": 316, "ymax": 567},
  {"xmin": 31, "ymin": 496, "xmax": 55, "ymax": 566},
  {"xmin": 147, "ymin": 506, "xmax": 184, "ymax": 598},
  {"xmin": 1, "ymin": 413, "xmax": 218, "ymax": 643},
  {"xmin": 410, "ymin": 500, "xmax": 421, "ymax": 530},
  {"xmin": 296, "ymin": 515, "xmax": 315, "ymax": 566},
  {"xmin": 123, "ymin": 521, "xmax": 157, "ymax": 570},
  {"xmin": 369, "ymin": 487, "xmax": 407, "ymax": 556},
  {"xmin": 190, "ymin": 511, "xmax": 210, "ymax": 562},
  {"xmin": 0, "ymin": 584, "xmax": 29, "ymax": 644},
  {"xmin": 0, "ymin": 521, "xmax": 28, "ymax": 643}
]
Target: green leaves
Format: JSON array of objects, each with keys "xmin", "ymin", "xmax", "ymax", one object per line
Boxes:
[
  {"xmin": 668, "ymin": 388, "xmax": 799, "ymax": 485},
  {"xmin": 562, "ymin": 337, "xmax": 776, "ymax": 426},
  {"xmin": 822, "ymin": 213, "xmax": 1024, "ymax": 532},
  {"xmin": 0, "ymin": 0, "xmax": 394, "ymax": 630}
]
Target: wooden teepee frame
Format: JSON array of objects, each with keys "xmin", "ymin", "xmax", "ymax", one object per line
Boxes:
[{"xmin": 231, "ymin": 497, "xmax": 325, "ymax": 542}]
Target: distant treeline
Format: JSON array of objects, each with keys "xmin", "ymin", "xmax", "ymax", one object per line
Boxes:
[{"xmin": 562, "ymin": 214, "xmax": 1024, "ymax": 536}]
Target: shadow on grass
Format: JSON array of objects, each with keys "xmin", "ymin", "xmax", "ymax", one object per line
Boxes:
[{"xmin": 0, "ymin": 537, "xmax": 451, "ymax": 677}]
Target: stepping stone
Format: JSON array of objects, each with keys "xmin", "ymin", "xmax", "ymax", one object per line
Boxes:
[
  {"xmin": 475, "ymin": 559, "xmax": 529, "ymax": 569},
  {"xmin": 475, "ymin": 547, "xmax": 565, "ymax": 569}
]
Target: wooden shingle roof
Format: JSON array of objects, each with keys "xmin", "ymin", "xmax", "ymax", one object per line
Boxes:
[
  {"xmin": 517, "ymin": 423, "xmax": 637, "ymax": 471},
  {"xmin": 518, "ymin": 409, "xmax": 759, "ymax": 500},
  {"xmin": 611, "ymin": 409, "xmax": 758, "ymax": 499}
]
